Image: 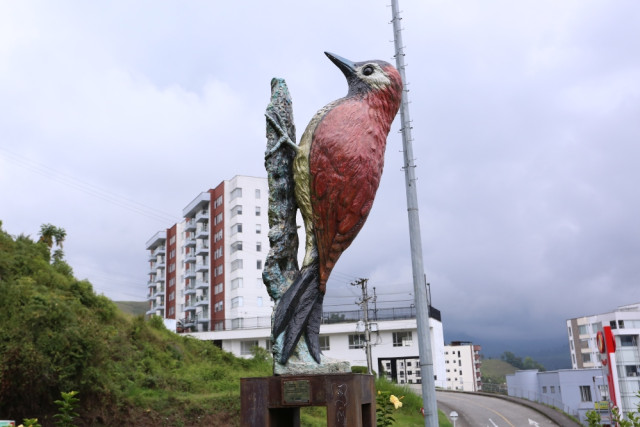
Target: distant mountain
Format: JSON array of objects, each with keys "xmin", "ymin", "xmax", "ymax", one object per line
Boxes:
[
  {"xmin": 444, "ymin": 330, "xmax": 571, "ymax": 371},
  {"xmin": 114, "ymin": 300, "xmax": 148, "ymax": 316}
]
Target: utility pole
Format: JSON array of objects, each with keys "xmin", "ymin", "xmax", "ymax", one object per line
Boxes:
[
  {"xmin": 390, "ymin": 1, "xmax": 439, "ymax": 425},
  {"xmin": 352, "ymin": 278, "xmax": 373, "ymax": 375}
]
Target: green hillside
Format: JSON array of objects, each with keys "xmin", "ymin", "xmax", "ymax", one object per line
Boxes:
[
  {"xmin": 0, "ymin": 222, "xmax": 271, "ymax": 426},
  {"xmin": 481, "ymin": 358, "xmax": 518, "ymax": 386},
  {"xmin": 114, "ymin": 300, "xmax": 148, "ymax": 316}
]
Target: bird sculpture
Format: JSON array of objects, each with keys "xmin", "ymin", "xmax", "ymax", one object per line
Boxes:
[{"xmin": 271, "ymin": 52, "xmax": 403, "ymax": 365}]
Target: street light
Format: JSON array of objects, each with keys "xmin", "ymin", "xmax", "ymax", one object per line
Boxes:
[{"xmin": 449, "ymin": 411, "xmax": 458, "ymax": 427}]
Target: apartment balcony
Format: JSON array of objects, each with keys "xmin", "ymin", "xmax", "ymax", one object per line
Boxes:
[
  {"xmin": 196, "ymin": 209, "xmax": 209, "ymax": 223},
  {"xmin": 195, "ymin": 227, "xmax": 209, "ymax": 239},
  {"xmin": 184, "ymin": 252, "xmax": 197, "ymax": 264},
  {"xmin": 196, "ymin": 242, "xmax": 209, "ymax": 255},
  {"xmin": 184, "ymin": 284, "xmax": 197, "ymax": 296},
  {"xmin": 195, "ymin": 295, "xmax": 209, "ymax": 307},
  {"xmin": 184, "ymin": 300, "xmax": 197, "ymax": 312},
  {"xmin": 146, "ymin": 292, "xmax": 156, "ymax": 302},
  {"xmin": 184, "ymin": 268, "xmax": 196, "ymax": 280},
  {"xmin": 182, "ymin": 192, "xmax": 210, "ymax": 219},
  {"xmin": 156, "ymin": 275, "xmax": 165, "ymax": 283},
  {"xmin": 185, "ymin": 218, "xmax": 196, "ymax": 231},
  {"xmin": 184, "ymin": 235, "xmax": 196, "ymax": 247},
  {"xmin": 196, "ymin": 262, "xmax": 209, "ymax": 272},
  {"xmin": 145, "ymin": 230, "xmax": 166, "ymax": 250},
  {"xmin": 195, "ymin": 279, "xmax": 209, "ymax": 290},
  {"xmin": 197, "ymin": 312, "xmax": 209, "ymax": 323},
  {"xmin": 156, "ymin": 286, "xmax": 165, "ymax": 296},
  {"xmin": 183, "ymin": 316, "xmax": 197, "ymax": 328}
]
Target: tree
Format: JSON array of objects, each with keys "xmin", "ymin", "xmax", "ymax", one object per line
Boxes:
[
  {"xmin": 38, "ymin": 224, "xmax": 67, "ymax": 263},
  {"xmin": 38, "ymin": 223, "xmax": 66, "ymax": 249}
]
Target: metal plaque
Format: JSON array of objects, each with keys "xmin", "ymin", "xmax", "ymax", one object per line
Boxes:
[{"xmin": 282, "ymin": 379, "xmax": 310, "ymax": 405}]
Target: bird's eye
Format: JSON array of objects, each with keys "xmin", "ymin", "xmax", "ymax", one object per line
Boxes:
[{"xmin": 362, "ymin": 65, "xmax": 374, "ymax": 76}]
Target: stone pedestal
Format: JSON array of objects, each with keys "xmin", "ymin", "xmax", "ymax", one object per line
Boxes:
[{"xmin": 240, "ymin": 374, "xmax": 376, "ymax": 427}]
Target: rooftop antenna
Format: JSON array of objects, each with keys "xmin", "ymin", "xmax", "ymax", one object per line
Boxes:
[{"xmin": 390, "ymin": 1, "xmax": 438, "ymax": 425}]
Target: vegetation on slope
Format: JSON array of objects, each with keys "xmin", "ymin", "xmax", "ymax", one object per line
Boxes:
[{"xmin": 0, "ymin": 221, "xmax": 271, "ymax": 426}]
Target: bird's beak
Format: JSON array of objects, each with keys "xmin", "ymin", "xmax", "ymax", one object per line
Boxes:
[{"xmin": 325, "ymin": 52, "xmax": 356, "ymax": 78}]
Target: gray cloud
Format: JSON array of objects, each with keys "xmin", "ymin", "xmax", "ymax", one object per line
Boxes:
[{"xmin": 1, "ymin": 1, "xmax": 639, "ymax": 345}]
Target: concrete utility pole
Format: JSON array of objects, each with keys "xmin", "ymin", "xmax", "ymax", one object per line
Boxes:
[
  {"xmin": 352, "ymin": 278, "xmax": 373, "ymax": 375},
  {"xmin": 390, "ymin": 1, "xmax": 439, "ymax": 425}
]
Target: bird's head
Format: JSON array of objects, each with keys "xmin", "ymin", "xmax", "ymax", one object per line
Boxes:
[{"xmin": 325, "ymin": 51, "xmax": 403, "ymax": 100}]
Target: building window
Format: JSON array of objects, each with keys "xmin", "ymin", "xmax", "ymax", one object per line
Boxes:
[
  {"xmin": 257, "ymin": 260, "xmax": 262, "ymax": 270},
  {"xmin": 256, "ymin": 224, "xmax": 261, "ymax": 234},
  {"xmin": 257, "ymin": 278, "xmax": 263, "ymax": 287},
  {"xmin": 231, "ymin": 278, "xmax": 243, "ymax": 289},
  {"xmin": 579, "ymin": 325, "xmax": 589, "ymax": 334},
  {"xmin": 231, "ymin": 188, "xmax": 243, "ymax": 200},
  {"xmin": 232, "ymin": 318, "xmax": 244, "ymax": 329},
  {"xmin": 214, "ymin": 321, "xmax": 223, "ymax": 331},
  {"xmin": 625, "ymin": 365, "xmax": 639, "ymax": 377},
  {"xmin": 213, "ymin": 195, "xmax": 223, "ymax": 208},
  {"xmin": 214, "ymin": 230, "xmax": 223, "ymax": 242},
  {"xmin": 255, "ymin": 206, "xmax": 261, "ymax": 216},
  {"xmin": 232, "ymin": 223, "xmax": 243, "ymax": 235},
  {"xmin": 214, "ymin": 301, "xmax": 223, "ymax": 312},
  {"xmin": 620, "ymin": 335, "xmax": 638, "ymax": 347},
  {"xmin": 231, "ymin": 241, "xmax": 243, "ymax": 253},
  {"xmin": 582, "ymin": 353, "xmax": 591, "ymax": 363},
  {"xmin": 231, "ymin": 205, "xmax": 243, "ymax": 217},
  {"xmin": 231, "ymin": 296, "xmax": 243, "ymax": 308},
  {"xmin": 348, "ymin": 334, "xmax": 366, "ymax": 349},
  {"xmin": 550, "ymin": 386, "xmax": 555, "ymax": 393},
  {"xmin": 214, "ymin": 265, "xmax": 223, "ymax": 276},
  {"xmin": 256, "ymin": 242, "xmax": 262, "ymax": 252},
  {"xmin": 231, "ymin": 259, "xmax": 243, "ymax": 271},
  {"xmin": 580, "ymin": 385, "xmax": 592, "ymax": 402},
  {"xmin": 393, "ymin": 331, "xmax": 413, "ymax": 347},
  {"xmin": 214, "ymin": 213, "xmax": 223, "ymax": 225},
  {"xmin": 257, "ymin": 297, "xmax": 263, "ymax": 307},
  {"xmin": 214, "ymin": 283, "xmax": 223, "ymax": 294},
  {"xmin": 255, "ymin": 189, "xmax": 261, "ymax": 199},
  {"xmin": 214, "ymin": 247, "xmax": 223, "ymax": 259},
  {"xmin": 319, "ymin": 336, "xmax": 330, "ymax": 351},
  {"xmin": 241, "ymin": 340, "xmax": 258, "ymax": 355}
]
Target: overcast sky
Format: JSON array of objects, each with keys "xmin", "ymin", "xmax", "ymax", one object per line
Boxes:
[{"xmin": 2, "ymin": 1, "xmax": 639, "ymax": 345}]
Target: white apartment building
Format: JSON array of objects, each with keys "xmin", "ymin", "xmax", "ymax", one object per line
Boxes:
[
  {"xmin": 443, "ymin": 341, "xmax": 482, "ymax": 391},
  {"xmin": 146, "ymin": 175, "xmax": 271, "ymax": 333},
  {"xmin": 145, "ymin": 175, "xmax": 448, "ymax": 386},
  {"xmin": 566, "ymin": 302, "xmax": 640, "ymax": 417},
  {"xmin": 190, "ymin": 305, "xmax": 447, "ymax": 387}
]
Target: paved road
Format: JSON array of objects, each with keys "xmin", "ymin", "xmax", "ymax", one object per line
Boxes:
[{"xmin": 436, "ymin": 391, "xmax": 559, "ymax": 427}]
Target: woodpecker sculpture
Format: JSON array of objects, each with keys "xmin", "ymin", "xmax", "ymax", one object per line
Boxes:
[{"xmin": 272, "ymin": 52, "xmax": 403, "ymax": 365}]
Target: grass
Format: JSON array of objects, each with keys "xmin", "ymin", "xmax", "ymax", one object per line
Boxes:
[{"xmin": 481, "ymin": 358, "xmax": 517, "ymax": 384}]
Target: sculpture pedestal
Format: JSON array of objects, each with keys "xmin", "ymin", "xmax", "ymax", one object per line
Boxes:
[{"xmin": 240, "ymin": 374, "xmax": 376, "ymax": 427}]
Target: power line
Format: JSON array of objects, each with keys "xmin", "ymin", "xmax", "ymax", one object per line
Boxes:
[{"xmin": 0, "ymin": 146, "xmax": 179, "ymax": 224}]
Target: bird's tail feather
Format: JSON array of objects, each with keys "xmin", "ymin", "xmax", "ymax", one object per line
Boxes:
[
  {"xmin": 304, "ymin": 295, "xmax": 324, "ymax": 363},
  {"xmin": 272, "ymin": 262, "xmax": 323, "ymax": 364}
]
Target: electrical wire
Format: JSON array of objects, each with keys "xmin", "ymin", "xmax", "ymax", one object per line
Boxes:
[{"xmin": 0, "ymin": 147, "xmax": 179, "ymax": 224}]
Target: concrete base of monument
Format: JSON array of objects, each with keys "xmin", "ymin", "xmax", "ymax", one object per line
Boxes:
[
  {"xmin": 272, "ymin": 335, "xmax": 351, "ymax": 375},
  {"xmin": 274, "ymin": 353, "xmax": 351, "ymax": 375},
  {"xmin": 240, "ymin": 374, "xmax": 376, "ymax": 427}
]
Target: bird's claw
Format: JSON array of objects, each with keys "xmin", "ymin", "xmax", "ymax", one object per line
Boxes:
[{"xmin": 265, "ymin": 111, "xmax": 298, "ymax": 158}]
